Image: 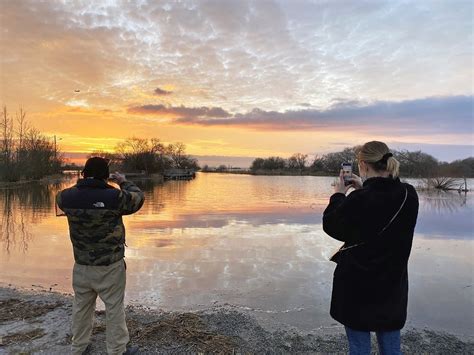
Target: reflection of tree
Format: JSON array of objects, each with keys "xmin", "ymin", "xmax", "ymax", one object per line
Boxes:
[
  {"xmin": 147, "ymin": 180, "xmax": 191, "ymax": 215},
  {"xmin": 420, "ymin": 190, "xmax": 468, "ymax": 214},
  {"xmin": 1, "ymin": 198, "xmax": 32, "ymax": 253},
  {"xmin": 133, "ymin": 179, "xmax": 193, "ymax": 216},
  {"xmin": 126, "ymin": 178, "xmax": 168, "ymax": 215},
  {"xmin": 133, "ymin": 179, "xmax": 157, "ymax": 194},
  {"xmin": 0, "ymin": 179, "xmax": 69, "ymax": 253},
  {"xmin": 0, "ymin": 176, "xmax": 190, "ymax": 252},
  {"xmin": 163, "ymin": 180, "xmax": 191, "ymax": 204}
]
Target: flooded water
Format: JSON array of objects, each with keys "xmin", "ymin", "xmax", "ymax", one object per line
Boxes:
[{"xmin": 0, "ymin": 174, "xmax": 473, "ymax": 338}]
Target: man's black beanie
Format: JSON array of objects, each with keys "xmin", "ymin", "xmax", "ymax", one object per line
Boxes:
[{"xmin": 82, "ymin": 157, "xmax": 109, "ymax": 179}]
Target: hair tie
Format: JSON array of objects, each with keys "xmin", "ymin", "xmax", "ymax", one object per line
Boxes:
[{"xmin": 381, "ymin": 152, "xmax": 393, "ymax": 163}]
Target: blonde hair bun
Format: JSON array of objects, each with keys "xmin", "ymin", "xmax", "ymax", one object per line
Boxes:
[{"xmin": 358, "ymin": 141, "xmax": 400, "ymax": 177}]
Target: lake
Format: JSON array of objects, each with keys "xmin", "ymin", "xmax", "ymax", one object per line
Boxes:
[{"xmin": 0, "ymin": 173, "xmax": 473, "ymax": 338}]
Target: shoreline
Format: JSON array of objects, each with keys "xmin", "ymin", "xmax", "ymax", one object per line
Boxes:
[
  {"xmin": 0, "ymin": 174, "xmax": 66, "ymax": 188},
  {"xmin": 200, "ymin": 170, "xmax": 473, "ymax": 179},
  {"xmin": 0, "ymin": 285, "xmax": 472, "ymax": 354},
  {"xmin": 201, "ymin": 170, "xmax": 331, "ymax": 176},
  {"xmin": 0, "ymin": 173, "xmax": 166, "ymax": 188}
]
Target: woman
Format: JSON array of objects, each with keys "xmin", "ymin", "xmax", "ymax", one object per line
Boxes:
[{"xmin": 323, "ymin": 141, "xmax": 419, "ymax": 355}]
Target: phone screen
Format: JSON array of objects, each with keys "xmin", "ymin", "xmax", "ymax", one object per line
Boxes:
[{"xmin": 341, "ymin": 162, "xmax": 352, "ymax": 186}]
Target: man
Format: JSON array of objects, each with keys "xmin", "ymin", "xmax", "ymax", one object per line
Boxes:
[{"xmin": 56, "ymin": 157, "xmax": 144, "ymax": 355}]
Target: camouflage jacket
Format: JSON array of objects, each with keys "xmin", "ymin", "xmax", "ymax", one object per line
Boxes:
[{"xmin": 56, "ymin": 178, "xmax": 144, "ymax": 266}]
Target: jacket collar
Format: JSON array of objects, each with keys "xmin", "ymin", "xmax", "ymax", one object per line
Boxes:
[
  {"xmin": 363, "ymin": 176, "xmax": 400, "ymax": 188},
  {"xmin": 76, "ymin": 178, "xmax": 115, "ymax": 189}
]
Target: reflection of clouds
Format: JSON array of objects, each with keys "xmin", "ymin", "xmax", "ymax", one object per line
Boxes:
[
  {"xmin": 408, "ymin": 237, "xmax": 474, "ymax": 335},
  {"xmin": 0, "ymin": 175, "xmax": 471, "ymax": 333},
  {"xmin": 129, "ymin": 208, "xmax": 322, "ymax": 231},
  {"xmin": 126, "ymin": 222, "xmax": 336, "ymax": 311},
  {"xmin": 416, "ymin": 190, "xmax": 473, "ymax": 240},
  {"xmin": 128, "ymin": 174, "xmax": 330, "ymax": 231}
]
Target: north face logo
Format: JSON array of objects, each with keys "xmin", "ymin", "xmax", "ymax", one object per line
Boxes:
[{"xmin": 93, "ymin": 202, "xmax": 105, "ymax": 208}]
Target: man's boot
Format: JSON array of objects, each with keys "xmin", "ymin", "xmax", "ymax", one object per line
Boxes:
[{"xmin": 123, "ymin": 344, "xmax": 140, "ymax": 355}]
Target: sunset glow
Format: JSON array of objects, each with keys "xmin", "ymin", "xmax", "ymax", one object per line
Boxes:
[{"xmin": 1, "ymin": 0, "xmax": 472, "ymax": 164}]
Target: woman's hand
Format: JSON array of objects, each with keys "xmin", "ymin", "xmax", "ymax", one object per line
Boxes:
[
  {"xmin": 350, "ymin": 173, "xmax": 363, "ymax": 190},
  {"xmin": 333, "ymin": 169, "xmax": 352, "ymax": 194}
]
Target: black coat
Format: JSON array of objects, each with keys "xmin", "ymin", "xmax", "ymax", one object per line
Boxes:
[{"xmin": 323, "ymin": 177, "xmax": 419, "ymax": 331}]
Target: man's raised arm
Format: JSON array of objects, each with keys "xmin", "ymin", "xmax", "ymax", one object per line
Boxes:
[{"xmin": 111, "ymin": 172, "xmax": 145, "ymax": 215}]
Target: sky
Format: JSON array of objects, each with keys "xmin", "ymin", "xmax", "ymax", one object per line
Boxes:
[{"xmin": 0, "ymin": 0, "xmax": 473, "ymax": 166}]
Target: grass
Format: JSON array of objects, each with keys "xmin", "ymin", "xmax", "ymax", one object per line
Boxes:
[
  {"xmin": 0, "ymin": 299, "xmax": 63, "ymax": 322},
  {"xmin": 1, "ymin": 328, "xmax": 46, "ymax": 345},
  {"xmin": 421, "ymin": 177, "xmax": 468, "ymax": 191}
]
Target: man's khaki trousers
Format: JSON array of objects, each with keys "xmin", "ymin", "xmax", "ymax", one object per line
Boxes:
[{"xmin": 71, "ymin": 259, "xmax": 129, "ymax": 355}]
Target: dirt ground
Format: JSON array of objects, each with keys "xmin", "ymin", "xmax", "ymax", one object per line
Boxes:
[{"xmin": 0, "ymin": 286, "xmax": 472, "ymax": 354}]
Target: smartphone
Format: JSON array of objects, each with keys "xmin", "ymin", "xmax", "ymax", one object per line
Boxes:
[{"xmin": 341, "ymin": 162, "xmax": 352, "ymax": 186}]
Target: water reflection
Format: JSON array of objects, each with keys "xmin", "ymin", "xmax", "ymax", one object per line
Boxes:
[
  {"xmin": 1, "ymin": 175, "xmax": 472, "ymax": 251},
  {"xmin": 1, "ymin": 175, "xmax": 472, "ymax": 252},
  {"xmin": 1, "ymin": 194, "xmax": 31, "ymax": 253},
  {"xmin": 0, "ymin": 180, "xmax": 66, "ymax": 252},
  {"xmin": 0, "ymin": 174, "xmax": 472, "ymax": 337},
  {"xmin": 416, "ymin": 189, "xmax": 473, "ymax": 240},
  {"xmin": 421, "ymin": 190, "xmax": 468, "ymax": 213}
]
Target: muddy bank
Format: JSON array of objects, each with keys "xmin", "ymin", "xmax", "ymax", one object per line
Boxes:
[{"xmin": 0, "ymin": 286, "xmax": 472, "ymax": 354}]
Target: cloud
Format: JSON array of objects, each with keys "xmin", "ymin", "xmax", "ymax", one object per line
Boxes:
[
  {"xmin": 159, "ymin": 95, "xmax": 473, "ymax": 135},
  {"xmin": 1, "ymin": 0, "xmax": 472, "ymax": 161},
  {"xmin": 154, "ymin": 87, "xmax": 173, "ymax": 96},
  {"xmin": 2, "ymin": 0, "xmax": 471, "ymax": 113},
  {"xmin": 128, "ymin": 104, "xmax": 230, "ymax": 118}
]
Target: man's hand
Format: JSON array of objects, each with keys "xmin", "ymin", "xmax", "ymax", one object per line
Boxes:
[{"xmin": 109, "ymin": 172, "xmax": 126, "ymax": 184}]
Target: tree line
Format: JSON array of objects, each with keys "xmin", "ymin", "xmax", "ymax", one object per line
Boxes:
[
  {"xmin": 250, "ymin": 147, "xmax": 474, "ymax": 178},
  {"xmin": 0, "ymin": 105, "xmax": 198, "ymax": 181},
  {"xmin": 0, "ymin": 106, "xmax": 63, "ymax": 182},
  {"xmin": 89, "ymin": 138, "xmax": 199, "ymax": 174}
]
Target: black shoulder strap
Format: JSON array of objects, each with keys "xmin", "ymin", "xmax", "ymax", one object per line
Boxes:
[
  {"xmin": 377, "ymin": 187, "xmax": 408, "ymax": 236},
  {"xmin": 336, "ymin": 187, "xmax": 408, "ymax": 253}
]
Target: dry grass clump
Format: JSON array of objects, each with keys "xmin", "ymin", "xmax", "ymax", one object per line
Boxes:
[
  {"xmin": 421, "ymin": 177, "xmax": 464, "ymax": 191},
  {"xmin": 1, "ymin": 328, "xmax": 45, "ymax": 345},
  {"xmin": 128, "ymin": 313, "xmax": 239, "ymax": 353},
  {"xmin": 0, "ymin": 299, "xmax": 63, "ymax": 322}
]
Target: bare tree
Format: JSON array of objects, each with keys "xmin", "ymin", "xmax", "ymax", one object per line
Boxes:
[
  {"xmin": 1, "ymin": 106, "xmax": 14, "ymax": 166},
  {"xmin": 0, "ymin": 106, "xmax": 63, "ymax": 181},
  {"xmin": 0, "ymin": 106, "xmax": 15, "ymax": 180},
  {"xmin": 167, "ymin": 142, "xmax": 187, "ymax": 168},
  {"xmin": 114, "ymin": 137, "xmax": 173, "ymax": 174},
  {"xmin": 288, "ymin": 153, "xmax": 308, "ymax": 171},
  {"xmin": 310, "ymin": 154, "xmax": 324, "ymax": 172},
  {"xmin": 16, "ymin": 106, "xmax": 28, "ymax": 154}
]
